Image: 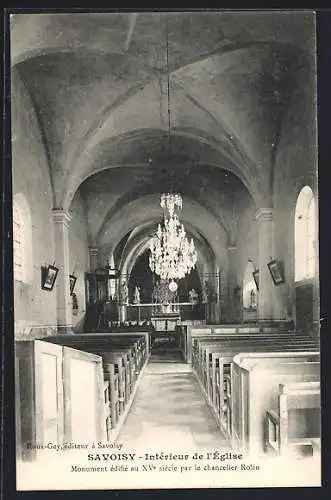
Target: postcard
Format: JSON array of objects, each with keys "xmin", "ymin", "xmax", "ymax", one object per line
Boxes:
[{"xmin": 9, "ymin": 10, "xmax": 320, "ymax": 490}]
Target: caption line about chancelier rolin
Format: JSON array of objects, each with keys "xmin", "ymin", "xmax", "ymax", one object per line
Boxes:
[{"xmin": 25, "ymin": 441, "xmax": 261, "ymax": 474}]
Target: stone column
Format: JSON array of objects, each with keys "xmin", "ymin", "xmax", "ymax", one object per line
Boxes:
[
  {"xmin": 255, "ymin": 208, "xmax": 276, "ymax": 321},
  {"xmin": 52, "ymin": 209, "xmax": 72, "ymax": 333}
]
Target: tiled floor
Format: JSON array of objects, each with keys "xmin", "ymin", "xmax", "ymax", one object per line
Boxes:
[{"xmin": 119, "ymin": 352, "xmax": 230, "ymax": 453}]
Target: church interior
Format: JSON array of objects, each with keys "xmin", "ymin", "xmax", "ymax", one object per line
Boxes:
[{"xmin": 11, "ymin": 11, "xmax": 320, "ymax": 483}]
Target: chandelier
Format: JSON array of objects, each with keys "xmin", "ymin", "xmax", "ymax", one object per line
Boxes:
[{"xmin": 149, "ymin": 193, "xmax": 197, "ymax": 289}]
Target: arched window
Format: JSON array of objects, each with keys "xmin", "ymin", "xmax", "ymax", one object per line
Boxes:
[
  {"xmin": 13, "ymin": 194, "xmax": 32, "ymax": 283},
  {"xmin": 243, "ymin": 261, "xmax": 258, "ymax": 309},
  {"xmin": 295, "ymin": 186, "xmax": 316, "ymax": 282}
]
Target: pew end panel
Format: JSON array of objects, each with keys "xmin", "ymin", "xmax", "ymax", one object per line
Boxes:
[
  {"xmin": 15, "ymin": 340, "xmax": 65, "ymax": 462},
  {"xmin": 62, "ymin": 346, "xmax": 107, "ymax": 443},
  {"xmin": 265, "ymin": 381, "xmax": 321, "ymax": 458}
]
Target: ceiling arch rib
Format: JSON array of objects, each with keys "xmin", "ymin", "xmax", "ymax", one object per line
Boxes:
[
  {"xmin": 12, "ymin": 12, "xmax": 313, "ymax": 215},
  {"xmin": 11, "ymin": 13, "xmax": 141, "ymax": 67},
  {"xmin": 12, "ymin": 12, "xmax": 314, "ymax": 68},
  {"xmin": 64, "ymin": 127, "xmax": 262, "ymax": 210},
  {"xmin": 59, "ymin": 58, "xmax": 271, "ymax": 207},
  {"xmin": 60, "ymin": 45, "xmax": 287, "ymax": 182},
  {"xmin": 58, "ymin": 41, "xmax": 301, "ymax": 209},
  {"xmin": 16, "ymin": 44, "xmax": 295, "ymax": 210},
  {"xmin": 173, "ymin": 44, "xmax": 306, "ymax": 194}
]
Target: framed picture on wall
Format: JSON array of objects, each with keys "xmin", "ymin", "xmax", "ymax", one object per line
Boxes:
[
  {"xmin": 69, "ymin": 275, "xmax": 77, "ymax": 295},
  {"xmin": 41, "ymin": 264, "xmax": 59, "ymax": 291},
  {"xmin": 252, "ymin": 270, "xmax": 259, "ymax": 290},
  {"xmin": 267, "ymin": 259, "xmax": 285, "ymax": 285}
]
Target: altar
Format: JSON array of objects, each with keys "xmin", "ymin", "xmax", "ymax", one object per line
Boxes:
[
  {"xmin": 151, "ymin": 313, "xmax": 181, "ymax": 332},
  {"xmin": 150, "ymin": 303, "xmax": 181, "ymax": 347},
  {"xmin": 150, "ymin": 313, "xmax": 180, "ymax": 348},
  {"xmin": 124, "ymin": 301, "xmax": 205, "ymax": 325}
]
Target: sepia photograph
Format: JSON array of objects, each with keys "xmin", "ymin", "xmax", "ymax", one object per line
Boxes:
[{"xmin": 9, "ymin": 10, "xmax": 320, "ymax": 491}]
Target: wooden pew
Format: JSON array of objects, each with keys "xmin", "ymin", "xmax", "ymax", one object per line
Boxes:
[
  {"xmin": 191, "ymin": 331, "xmax": 301, "ymax": 368},
  {"xmin": 184, "ymin": 321, "xmax": 295, "ymax": 363},
  {"xmin": 104, "ymin": 381, "xmax": 112, "ymax": 439},
  {"xmin": 231, "ymin": 353, "xmax": 320, "ymax": 456},
  {"xmin": 193, "ymin": 335, "xmax": 318, "ymax": 395},
  {"xmin": 71, "ymin": 344, "xmax": 136, "ymax": 406},
  {"xmin": 15, "ymin": 340, "xmax": 107, "ymax": 461},
  {"xmin": 52, "ymin": 346, "xmax": 127, "ymax": 429},
  {"xmin": 102, "ymin": 350, "xmax": 134, "ymax": 404},
  {"xmin": 204, "ymin": 338, "xmax": 317, "ymax": 388},
  {"xmin": 42, "ymin": 337, "xmax": 138, "ymax": 413},
  {"xmin": 192, "ymin": 333, "xmax": 316, "ymax": 372},
  {"xmin": 193, "ymin": 338, "xmax": 318, "ymax": 434},
  {"xmin": 101, "ymin": 352, "xmax": 126, "ymax": 422},
  {"xmin": 57, "ymin": 335, "xmax": 146, "ymax": 394},
  {"xmin": 41, "ymin": 333, "xmax": 149, "ymax": 431},
  {"xmin": 81, "ymin": 331, "xmax": 150, "ymax": 359},
  {"xmin": 41, "ymin": 333, "xmax": 148, "ymax": 373},
  {"xmin": 211, "ymin": 345, "xmax": 318, "ymax": 433},
  {"xmin": 192, "ymin": 333, "xmax": 318, "ymax": 376},
  {"xmin": 265, "ymin": 381, "xmax": 320, "ymax": 457}
]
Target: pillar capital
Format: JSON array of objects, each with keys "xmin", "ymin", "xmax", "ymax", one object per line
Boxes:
[
  {"xmin": 255, "ymin": 207, "xmax": 273, "ymax": 222},
  {"xmin": 52, "ymin": 209, "xmax": 72, "ymax": 227}
]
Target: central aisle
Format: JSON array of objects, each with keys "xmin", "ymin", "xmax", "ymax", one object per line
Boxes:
[{"xmin": 118, "ymin": 354, "xmax": 230, "ymax": 453}]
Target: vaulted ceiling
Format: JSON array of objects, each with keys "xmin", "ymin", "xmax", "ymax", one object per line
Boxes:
[{"xmin": 11, "ymin": 11, "xmax": 315, "ymax": 262}]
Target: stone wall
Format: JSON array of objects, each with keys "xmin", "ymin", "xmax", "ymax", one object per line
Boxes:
[
  {"xmin": 12, "ymin": 69, "xmax": 90, "ymax": 338},
  {"xmin": 12, "ymin": 68, "xmax": 57, "ymax": 339}
]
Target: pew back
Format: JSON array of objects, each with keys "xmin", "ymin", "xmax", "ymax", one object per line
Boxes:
[
  {"xmin": 183, "ymin": 322, "xmax": 296, "ymax": 362},
  {"xmin": 231, "ymin": 355, "xmax": 320, "ymax": 455}
]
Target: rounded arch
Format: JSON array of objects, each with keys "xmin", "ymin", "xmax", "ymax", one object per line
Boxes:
[
  {"xmin": 242, "ymin": 260, "xmax": 258, "ymax": 309},
  {"xmin": 118, "ymin": 220, "xmax": 215, "ymax": 273},
  {"xmin": 295, "ymin": 185, "xmax": 316, "ymax": 282},
  {"xmin": 121, "ymin": 231, "xmax": 213, "ymax": 282},
  {"xmin": 13, "ymin": 193, "xmax": 33, "ymax": 284}
]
